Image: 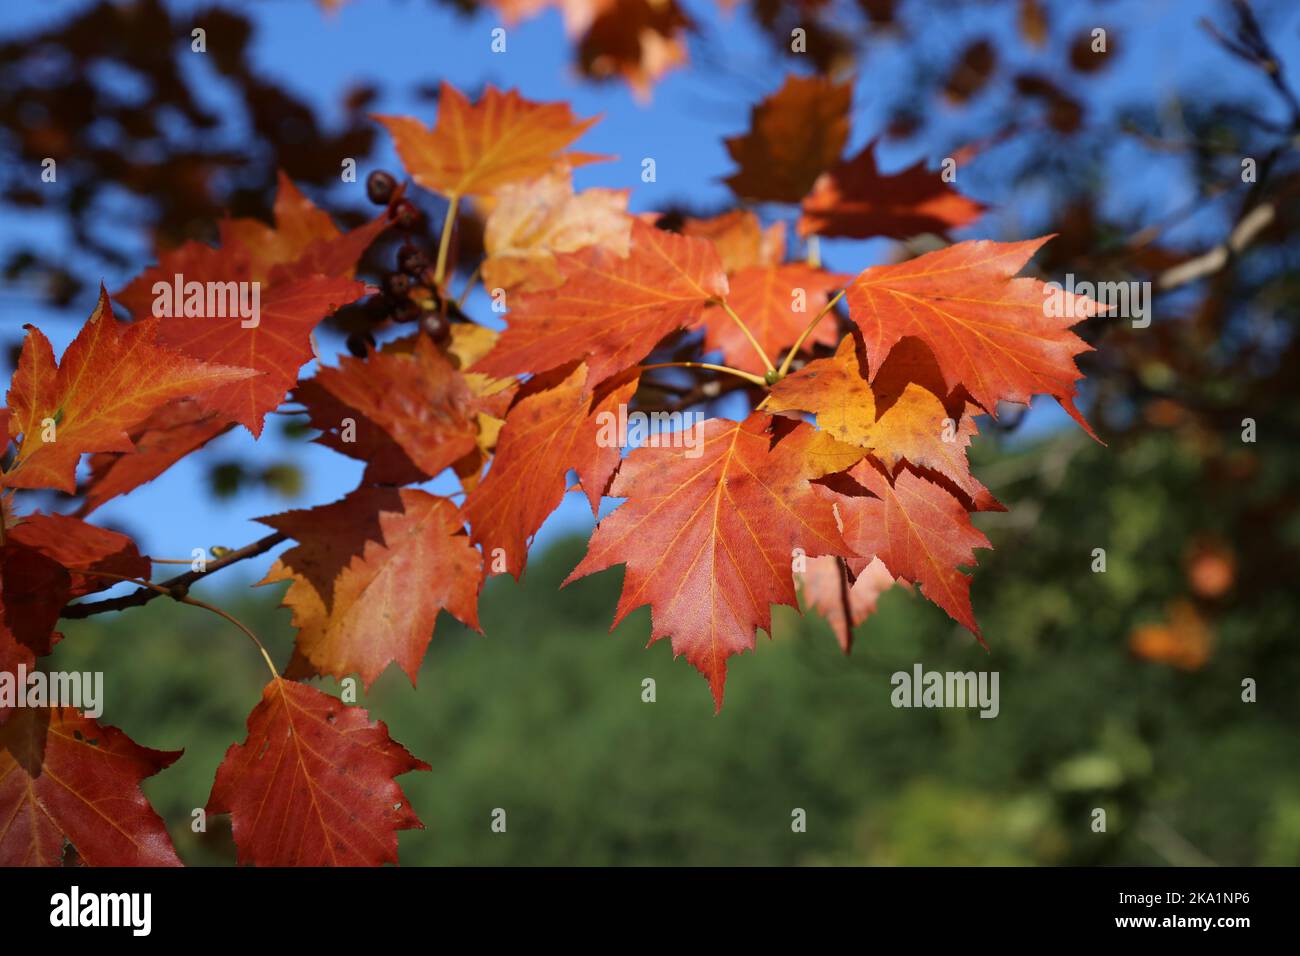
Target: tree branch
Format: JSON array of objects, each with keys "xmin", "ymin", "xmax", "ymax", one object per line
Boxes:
[{"xmin": 60, "ymin": 531, "xmax": 287, "ymax": 620}]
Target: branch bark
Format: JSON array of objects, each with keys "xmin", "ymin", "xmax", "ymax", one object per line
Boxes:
[{"xmin": 60, "ymin": 531, "xmax": 287, "ymax": 620}]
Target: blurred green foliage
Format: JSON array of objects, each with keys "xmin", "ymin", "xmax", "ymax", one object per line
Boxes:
[{"xmin": 50, "ymin": 420, "xmax": 1300, "ymax": 867}]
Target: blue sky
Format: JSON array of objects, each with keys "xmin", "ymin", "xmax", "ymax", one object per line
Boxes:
[{"xmin": 2, "ymin": 0, "xmax": 1296, "ymax": 588}]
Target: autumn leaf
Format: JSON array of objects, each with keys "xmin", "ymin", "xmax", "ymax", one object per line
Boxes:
[
  {"xmin": 725, "ymin": 74, "xmax": 852, "ymax": 203},
  {"xmin": 799, "ymin": 141, "xmax": 985, "ymax": 239},
  {"xmin": 487, "ymin": 1, "xmax": 689, "ymax": 96},
  {"xmin": 682, "ymin": 210, "xmax": 785, "ymax": 273},
  {"xmin": 77, "ymin": 398, "xmax": 229, "ymax": 516},
  {"xmin": 845, "ymin": 236, "xmax": 1105, "ymax": 436},
  {"xmin": 768, "ymin": 335, "xmax": 1000, "ymax": 509},
  {"xmin": 799, "ymin": 555, "xmax": 896, "ymax": 654},
  {"xmin": 220, "ymin": 171, "xmax": 390, "ymax": 285},
  {"xmin": 0, "ymin": 543, "xmax": 69, "ymax": 691},
  {"xmin": 463, "ymin": 364, "xmax": 638, "ymax": 579},
  {"xmin": 1, "ymin": 287, "xmax": 254, "ymax": 493},
  {"xmin": 866, "ymin": 386, "xmax": 1000, "ymax": 509},
  {"xmin": 112, "ymin": 173, "xmax": 385, "ymax": 435},
  {"xmin": 834, "ymin": 460, "xmax": 990, "ymax": 639},
  {"xmin": 294, "ymin": 335, "xmax": 481, "ymax": 485},
  {"xmin": 701, "ymin": 263, "xmax": 845, "ymax": 374},
  {"xmin": 162, "ymin": 276, "xmax": 371, "ymax": 435},
  {"xmin": 566, "ymin": 413, "xmax": 864, "ymax": 710},
  {"xmin": 1, "ymin": 515, "xmax": 146, "ymax": 721},
  {"xmin": 206, "ymin": 679, "xmax": 428, "ymax": 866},
  {"xmin": 482, "ymin": 168, "xmax": 630, "ymax": 293},
  {"xmin": 260, "ymin": 488, "xmax": 482, "ymax": 688},
  {"xmin": 0, "ymin": 708, "xmax": 181, "ymax": 866},
  {"xmin": 375, "ymin": 82, "xmax": 607, "ymax": 199},
  {"xmin": 768, "ymin": 335, "xmax": 878, "ymax": 443},
  {"xmin": 576, "ymin": 0, "xmax": 691, "ymax": 98},
  {"xmin": 475, "ymin": 219, "xmax": 727, "ymax": 386},
  {"xmin": 7, "ymin": 513, "xmax": 149, "ymax": 597},
  {"xmin": 116, "ymin": 170, "xmax": 386, "ymax": 304}
]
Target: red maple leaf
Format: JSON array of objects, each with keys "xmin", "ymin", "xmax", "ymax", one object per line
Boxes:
[
  {"xmin": 206, "ymin": 679, "xmax": 428, "ymax": 866},
  {"xmin": 0, "ymin": 708, "xmax": 181, "ymax": 866},
  {"xmin": 799, "ymin": 142, "xmax": 986, "ymax": 239},
  {"xmin": 566, "ymin": 413, "xmax": 864, "ymax": 709}
]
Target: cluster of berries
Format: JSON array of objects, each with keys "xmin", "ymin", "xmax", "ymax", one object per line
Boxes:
[{"xmin": 344, "ymin": 170, "xmax": 454, "ymax": 357}]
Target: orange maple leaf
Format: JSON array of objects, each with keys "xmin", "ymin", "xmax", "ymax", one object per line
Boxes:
[
  {"xmin": 375, "ymin": 82, "xmax": 607, "ymax": 199},
  {"xmin": 463, "ymin": 364, "xmax": 638, "ymax": 579},
  {"xmin": 768, "ymin": 335, "xmax": 1000, "ymax": 509},
  {"xmin": 2, "ymin": 288, "xmax": 254, "ymax": 493},
  {"xmin": 834, "ymin": 460, "xmax": 991, "ymax": 640},
  {"xmin": 475, "ymin": 219, "xmax": 727, "ymax": 386},
  {"xmin": 845, "ymin": 236, "xmax": 1105, "ymax": 437},
  {"xmin": 114, "ymin": 174, "xmax": 385, "ymax": 435},
  {"xmin": 154, "ymin": 276, "xmax": 370, "ymax": 436},
  {"xmin": 294, "ymin": 336, "xmax": 482, "ymax": 485}
]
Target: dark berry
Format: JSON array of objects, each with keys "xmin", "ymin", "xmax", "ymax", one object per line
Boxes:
[
  {"xmin": 384, "ymin": 272, "xmax": 412, "ymax": 298},
  {"xmin": 397, "ymin": 245, "xmax": 429, "ymax": 276},
  {"xmin": 366, "ymin": 170, "xmax": 397, "ymax": 205},
  {"xmin": 346, "ymin": 331, "xmax": 374, "ymax": 357},
  {"xmin": 421, "ymin": 312, "xmax": 450, "ymax": 343},
  {"xmin": 390, "ymin": 300, "xmax": 422, "ymax": 324},
  {"xmin": 389, "ymin": 198, "xmax": 421, "ymax": 229}
]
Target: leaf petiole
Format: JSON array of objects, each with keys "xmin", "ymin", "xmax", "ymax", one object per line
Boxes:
[
  {"xmin": 78, "ymin": 570, "xmax": 280, "ymax": 681},
  {"xmin": 433, "ymin": 193, "xmax": 461, "ymax": 289},
  {"xmin": 776, "ymin": 288, "xmax": 846, "ymax": 376},
  {"xmin": 639, "ymin": 361, "xmax": 770, "ymax": 388},
  {"xmin": 716, "ymin": 298, "xmax": 775, "ymax": 373}
]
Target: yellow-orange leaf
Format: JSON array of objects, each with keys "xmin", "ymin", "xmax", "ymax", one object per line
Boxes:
[
  {"xmin": 375, "ymin": 83, "xmax": 607, "ymax": 198},
  {"xmin": 769, "ymin": 336, "xmax": 999, "ymax": 508},
  {"xmin": 482, "ymin": 167, "xmax": 630, "ymax": 292}
]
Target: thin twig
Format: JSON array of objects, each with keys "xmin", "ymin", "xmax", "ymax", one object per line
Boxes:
[
  {"xmin": 61, "ymin": 531, "xmax": 288, "ymax": 620},
  {"xmin": 716, "ymin": 298, "xmax": 775, "ymax": 373}
]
